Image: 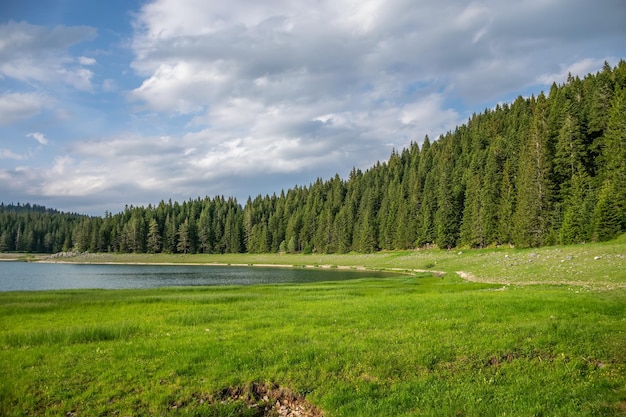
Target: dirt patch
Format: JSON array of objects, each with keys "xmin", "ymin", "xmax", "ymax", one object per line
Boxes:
[
  {"xmin": 170, "ymin": 382, "xmax": 323, "ymax": 416},
  {"xmin": 484, "ymin": 352, "xmax": 520, "ymax": 367}
]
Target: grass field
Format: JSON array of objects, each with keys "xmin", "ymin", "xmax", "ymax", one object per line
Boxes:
[{"xmin": 1, "ymin": 237, "xmax": 625, "ymax": 416}]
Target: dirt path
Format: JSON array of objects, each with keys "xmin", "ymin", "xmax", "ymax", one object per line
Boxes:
[{"xmin": 455, "ymin": 270, "xmax": 626, "ymax": 290}]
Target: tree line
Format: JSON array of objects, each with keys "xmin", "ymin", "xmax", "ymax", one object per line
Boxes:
[{"xmin": 1, "ymin": 61, "xmax": 625, "ymax": 254}]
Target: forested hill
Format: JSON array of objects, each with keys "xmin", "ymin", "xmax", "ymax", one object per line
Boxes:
[{"xmin": 2, "ymin": 61, "xmax": 626, "ymax": 254}]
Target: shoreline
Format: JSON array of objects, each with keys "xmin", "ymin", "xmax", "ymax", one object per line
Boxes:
[
  {"xmin": 24, "ymin": 259, "xmax": 626, "ymax": 290},
  {"xmin": 34, "ymin": 257, "xmax": 434, "ymax": 276},
  {"xmin": 36, "ymin": 259, "xmax": 387, "ymax": 272}
]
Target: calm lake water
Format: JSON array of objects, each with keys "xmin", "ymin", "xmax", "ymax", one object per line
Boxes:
[{"xmin": 0, "ymin": 262, "xmax": 393, "ymax": 292}]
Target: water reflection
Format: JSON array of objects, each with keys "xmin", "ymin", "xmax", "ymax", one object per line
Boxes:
[{"xmin": 0, "ymin": 262, "xmax": 393, "ymax": 291}]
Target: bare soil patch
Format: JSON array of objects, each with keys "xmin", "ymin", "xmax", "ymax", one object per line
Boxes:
[{"xmin": 170, "ymin": 382, "xmax": 323, "ymax": 416}]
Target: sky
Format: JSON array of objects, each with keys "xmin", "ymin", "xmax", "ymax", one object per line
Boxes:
[{"xmin": 1, "ymin": 0, "xmax": 625, "ymax": 215}]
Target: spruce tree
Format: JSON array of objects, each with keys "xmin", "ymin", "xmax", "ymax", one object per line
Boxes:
[
  {"xmin": 592, "ymin": 179, "xmax": 622, "ymax": 241},
  {"xmin": 554, "ymin": 109, "xmax": 586, "ymax": 196},
  {"xmin": 481, "ymin": 140, "xmax": 504, "ymax": 245},
  {"xmin": 331, "ymin": 205, "xmax": 352, "ymax": 253},
  {"xmin": 147, "ymin": 218, "xmax": 161, "ymax": 253},
  {"xmin": 560, "ymin": 168, "xmax": 593, "ymax": 244},
  {"xmin": 587, "ymin": 61, "xmax": 614, "ymax": 141},
  {"xmin": 513, "ymin": 94, "xmax": 552, "ymax": 247},
  {"xmin": 0, "ymin": 231, "xmax": 9, "ymax": 252},
  {"xmin": 394, "ymin": 200, "xmax": 412, "ymax": 249},
  {"xmin": 355, "ymin": 187, "xmax": 378, "ymax": 252},
  {"xmin": 177, "ymin": 219, "xmax": 190, "ymax": 254},
  {"xmin": 417, "ymin": 175, "xmax": 436, "ymax": 247},
  {"xmin": 197, "ymin": 206, "xmax": 213, "ymax": 253},
  {"xmin": 460, "ymin": 166, "xmax": 484, "ymax": 247},
  {"xmin": 287, "ymin": 236, "xmax": 296, "ymax": 253},
  {"xmin": 435, "ymin": 142, "xmax": 460, "ymax": 249},
  {"xmin": 594, "ymin": 86, "xmax": 626, "ymax": 235}
]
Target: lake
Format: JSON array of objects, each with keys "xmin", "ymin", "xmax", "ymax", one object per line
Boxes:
[{"xmin": 0, "ymin": 262, "xmax": 395, "ymax": 291}]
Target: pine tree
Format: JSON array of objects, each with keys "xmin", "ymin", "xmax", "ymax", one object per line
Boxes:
[
  {"xmin": 14, "ymin": 224, "xmax": 21, "ymax": 251},
  {"xmin": 62, "ymin": 230, "xmax": 72, "ymax": 252},
  {"xmin": 593, "ymin": 86, "xmax": 626, "ymax": 237},
  {"xmin": 554, "ymin": 109, "xmax": 586, "ymax": 196},
  {"xmin": 331, "ymin": 205, "xmax": 352, "ymax": 253},
  {"xmin": 513, "ymin": 94, "xmax": 552, "ymax": 247},
  {"xmin": 187, "ymin": 216, "xmax": 198, "ymax": 254},
  {"xmin": 0, "ymin": 231, "xmax": 9, "ymax": 252},
  {"xmin": 460, "ymin": 167, "xmax": 484, "ymax": 248},
  {"xmin": 415, "ymin": 137, "xmax": 436, "ymax": 246},
  {"xmin": 354, "ymin": 187, "xmax": 378, "ymax": 252},
  {"xmin": 223, "ymin": 205, "xmax": 242, "ymax": 253},
  {"xmin": 393, "ymin": 199, "xmax": 412, "ymax": 249},
  {"xmin": 587, "ymin": 61, "xmax": 614, "ymax": 140},
  {"xmin": 269, "ymin": 194, "xmax": 286, "ymax": 252},
  {"xmin": 602, "ymin": 87, "xmax": 626, "ymax": 228},
  {"xmin": 177, "ymin": 219, "xmax": 190, "ymax": 254},
  {"xmin": 435, "ymin": 143, "xmax": 460, "ymax": 249},
  {"xmin": 197, "ymin": 206, "xmax": 213, "ymax": 253},
  {"xmin": 147, "ymin": 218, "xmax": 161, "ymax": 253},
  {"xmin": 496, "ymin": 161, "xmax": 515, "ymax": 245},
  {"xmin": 163, "ymin": 214, "xmax": 177, "ymax": 253},
  {"xmin": 126, "ymin": 212, "xmax": 146, "ymax": 253},
  {"xmin": 313, "ymin": 206, "xmax": 332, "ymax": 253},
  {"xmin": 243, "ymin": 196, "xmax": 255, "ymax": 252},
  {"xmin": 560, "ymin": 168, "xmax": 591, "ymax": 244},
  {"xmin": 73, "ymin": 218, "xmax": 92, "ymax": 252},
  {"xmin": 287, "ymin": 236, "xmax": 296, "ymax": 253},
  {"xmin": 19, "ymin": 229, "xmax": 34, "ymax": 252},
  {"xmin": 592, "ymin": 179, "xmax": 622, "ymax": 241},
  {"xmin": 286, "ymin": 211, "xmax": 303, "ymax": 253},
  {"xmin": 416, "ymin": 175, "xmax": 436, "ymax": 246},
  {"xmin": 481, "ymin": 140, "xmax": 504, "ymax": 245}
]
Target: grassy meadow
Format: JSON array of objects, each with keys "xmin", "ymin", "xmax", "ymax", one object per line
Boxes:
[{"xmin": 1, "ymin": 237, "xmax": 626, "ymax": 416}]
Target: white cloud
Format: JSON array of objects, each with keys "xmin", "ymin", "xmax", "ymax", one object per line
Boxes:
[
  {"xmin": 0, "ymin": 149, "xmax": 25, "ymax": 160},
  {"xmin": 102, "ymin": 79, "xmax": 118, "ymax": 92},
  {"xmin": 116, "ymin": 0, "xmax": 626, "ymax": 210},
  {"xmin": 26, "ymin": 132, "xmax": 48, "ymax": 145},
  {"xmin": 536, "ymin": 58, "xmax": 611, "ymax": 85},
  {"xmin": 400, "ymin": 94, "xmax": 460, "ymax": 138},
  {"xmin": 129, "ymin": 0, "xmax": 626, "ymax": 137},
  {"xmin": 61, "ymin": 66, "xmax": 94, "ymax": 92},
  {"xmin": 0, "ymin": 21, "xmax": 97, "ymax": 90},
  {"xmin": 78, "ymin": 56, "xmax": 96, "ymax": 66},
  {"xmin": 0, "ymin": 92, "xmax": 51, "ymax": 125},
  {"xmin": 131, "ymin": 61, "xmax": 231, "ymax": 113},
  {"xmin": 3, "ymin": 0, "xmax": 626, "ymax": 215},
  {"xmin": 0, "ymin": 156, "xmax": 107, "ymax": 199}
]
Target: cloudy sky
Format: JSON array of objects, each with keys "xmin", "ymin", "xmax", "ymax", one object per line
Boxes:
[{"xmin": 1, "ymin": 0, "xmax": 625, "ymax": 215}]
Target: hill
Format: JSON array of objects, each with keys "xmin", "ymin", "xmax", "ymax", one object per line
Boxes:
[{"xmin": 1, "ymin": 61, "xmax": 625, "ymax": 254}]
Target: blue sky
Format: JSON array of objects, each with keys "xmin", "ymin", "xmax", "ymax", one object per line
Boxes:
[{"xmin": 1, "ymin": 0, "xmax": 625, "ymax": 215}]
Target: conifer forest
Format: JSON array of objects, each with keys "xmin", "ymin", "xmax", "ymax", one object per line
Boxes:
[{"xmin": 2, "ymin": 61, "xmax": 625, "ymax": 254}]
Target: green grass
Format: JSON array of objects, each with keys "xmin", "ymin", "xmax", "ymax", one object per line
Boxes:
[{"xmin": 2, "ymin": 237, "xmax": 626, "ymax": 416}]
